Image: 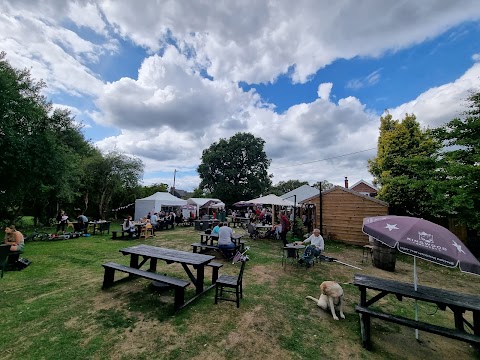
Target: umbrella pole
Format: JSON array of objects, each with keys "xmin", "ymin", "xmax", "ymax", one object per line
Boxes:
[{"xmin": 414, "ymin": 256, "xmax": 419, "ymax": 340}]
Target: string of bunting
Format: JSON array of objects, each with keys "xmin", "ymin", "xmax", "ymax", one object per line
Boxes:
[{"xmin": 111, "ymin": 203, "xmax": 135, "ymax": 212}]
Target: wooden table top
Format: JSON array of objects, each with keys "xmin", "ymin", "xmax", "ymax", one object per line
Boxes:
[
  {"xmin": 354, "ymin": 273, "xmax": 480, "ymax": 311},
  {"xmin": 120, "ymin": 244, "xmax": 215, "ymax": 266}
]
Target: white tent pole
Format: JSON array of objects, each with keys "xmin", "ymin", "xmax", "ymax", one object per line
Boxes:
[{"xmin": 414, "ymin": 256, "xmax": 419, "ymax": 340}]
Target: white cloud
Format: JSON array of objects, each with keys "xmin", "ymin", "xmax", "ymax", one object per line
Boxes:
[
  {"xmin": 317, "ymin": 83, "xmax": 333, "ymax": 100},
  {"xmin": 2, "ymin": 1, "xmax": 480, "ymax": 191},
  {"xmin": 0, "ymin": 1, "xmax": 112, "ymax": 96},
  {"xmin": 346, "ymin": 69, "xmax": 382, "ymax": 90},
  {"xmin": 388, "ymin": 62, "xmax": 480, "ymax": 128},
  {"xmin": 98, "ymin": 0, "xmax": 480, "ymax": 84},
  {"xmin": 473, "ymin": 53, "xmax": 480, "ymax": 61},
  {"xmin": 94, "ymin": 48, "xmax": 380, "ymax": 189}
]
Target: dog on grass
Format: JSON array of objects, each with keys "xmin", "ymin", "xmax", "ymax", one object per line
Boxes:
[{"xmin": 306, "ymin": 281, "xmax": 345, "ymax": 320}]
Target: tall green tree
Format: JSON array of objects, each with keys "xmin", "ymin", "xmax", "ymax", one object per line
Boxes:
[
  {"xmin": 311, "ymin": 180, "xmax": 334, "ymax": 191},
  {"xmin": 433, "ymin": 91, "xmax": 480, "ymax": 230},
  {"xmin": 197, "ymin": 132, "xmax": 272, "ymax": 205},
  {"xmin": 368, "ymin": 113, "xmax": 440, "ymax": 217},
  {"xmin": 136, "ymin": 183, "xmax": 169, "ymax": 199},
  {"xmin": 268, "ymin": 180, "xmax": 309, "ymax": 196},
  {"xmin": 81, "ymin": 151, "xmax": 144, "ymax": 219},
  {"xmin": 0, "ymin": 52, "xmax": 93, "ymax": 224}
]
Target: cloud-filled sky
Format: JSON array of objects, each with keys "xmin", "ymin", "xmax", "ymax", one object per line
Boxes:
[{"xmin": 2, "ymin": 0, "xmax": 480, "ymax": 192}]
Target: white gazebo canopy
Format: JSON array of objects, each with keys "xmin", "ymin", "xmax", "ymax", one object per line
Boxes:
[
  {"xmin": 134, "ymin": 192, "xmax": 187, "ymax": 220},
  {"xmin": 245, "ymin": 194, "xmax": 295, "ymax": 207},
  {"xmin": 187, "ymin": 198, "xmax": 223, "ymax": 217}
]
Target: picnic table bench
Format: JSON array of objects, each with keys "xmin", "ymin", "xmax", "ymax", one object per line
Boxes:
[
  {"xmin": 192, "ymin": 233, "xmax": 246, "ymax": 254},
  {"xmin": 111, "ymin": 230, "xmax": 133, "ymax": 240},
  {"xmin": 102, "ymin": 262, "xmax": 189, "ymax": 310},
  {"xmin": 102, "ymin": 245, "xmax": 217, "ymax": 310},
  {"xmin": 353, "ymin": 274, "xmax": 480, "ymax": 350}
]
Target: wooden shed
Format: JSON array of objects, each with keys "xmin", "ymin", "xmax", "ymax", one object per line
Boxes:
[{"xmin": 301, "ymin": 186, "xmax": 389, "ymax": 246}]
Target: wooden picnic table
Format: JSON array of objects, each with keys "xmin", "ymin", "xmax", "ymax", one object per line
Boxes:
[
  {"xmin": 120, "ymin": 245, "xmax": 215, "ymax": 297},
  {"xmin": 199, "ymin": 232, "xmax": 244, "ymax": 247},
  {"xmin": 353, "ymin": 273, "xmax": 480, "ymax": 350},
  {"xmin": 228, "ymin": 217, "xmax": 250, "ymax": 228}
]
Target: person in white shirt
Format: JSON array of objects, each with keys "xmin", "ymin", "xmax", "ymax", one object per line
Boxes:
[
  {"xmin": 296, "ymin": 228, "xmax": 324, "ymax": 256},
  {"xmin": 217, "ymin": 222, "xmax": 235, "ymax": 257}
]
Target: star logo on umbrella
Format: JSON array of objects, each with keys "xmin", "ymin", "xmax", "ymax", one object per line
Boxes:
[
  {"xmin": 385, "ymin": 223, "xmax": 399, "ymax": 231},
  {"xmin": 452, "ymin": 240, "xmax": 466, "ymax": 254}
]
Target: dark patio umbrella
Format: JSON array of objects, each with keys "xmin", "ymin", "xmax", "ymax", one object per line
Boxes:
[
  {"xmin": 362, "ymin": 215, "xmax": 480, "ymax": 338},
  {"xmin": 362, "ymin": 215, "xmax": 480, "ymax": 275}
]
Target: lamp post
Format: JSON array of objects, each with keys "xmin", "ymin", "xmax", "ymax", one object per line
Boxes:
[
  {"xmin": 284, "ymin": 194, "xmax": 297, "ymax": 239},
  {"xmin": 319, "ymin": 182, "xmax": 323, "ymax": 236}
]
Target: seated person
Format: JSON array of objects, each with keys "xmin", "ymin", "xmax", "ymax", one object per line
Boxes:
[
  {"xmin": 4, "ymin": 225, "xmax": 25, "ymax": 252},
  {"xmin": 295, "ymin": 228, "xmax": 324, "ymax": 257},
  {"xmin": 262, "ymin": 221, "xmax": 281, "ymax": 239},
  {"xmin": 217, "ymin": 222, "xmax": 235, "ymax": 257},
  {"xmin": 122, "ymin": 216, "xmax": 136, "ymax": 237},
  {"xmin": 211, "ymin": 223, "xmax": 220, "ymax": 235}
]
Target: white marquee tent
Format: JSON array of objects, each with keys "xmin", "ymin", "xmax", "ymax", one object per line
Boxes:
[
  {"xmin": 187, "ymin": 198, "xmax": 223, "ymax": 218},
  {"xmin": 134, "ymin": 192, "xmax": 187, "ymax": 220}
]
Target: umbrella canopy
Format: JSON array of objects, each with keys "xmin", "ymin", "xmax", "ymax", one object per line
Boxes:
[
  {"xmin": 201, "ymin": 200, "xmax": 225, "ymax": 209},
  {"xmin": 363, "ymin": 215, "xmax": 480, "ymax": 340},
  {"xmin": 362, "ymin": 215, "xmax": 480, "ymax": 275},
  {"xmin": 245, "ymin": 194, "xmax": 295, "ymax": 207},
  {"xmin": 233, "ymin": 200, "xmax": 255, "ymax": 207}
]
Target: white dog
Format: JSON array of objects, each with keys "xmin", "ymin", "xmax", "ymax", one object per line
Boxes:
[{"xmin": 306, "ymin": 281, "xmax": 345, "ymax": 320}]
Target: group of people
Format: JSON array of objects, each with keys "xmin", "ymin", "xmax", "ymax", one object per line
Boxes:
[
  {"xmin": 55, "ymin": 209, "xmax": 90, "ymax": 234},
  {"xmin": 148, "ymin": 211, "xmax": 177, "ymax": 231}
]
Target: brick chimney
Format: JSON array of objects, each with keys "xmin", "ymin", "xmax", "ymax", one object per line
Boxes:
[{"xmin": 344, "ymin": 176, "xmax": 348, "ymax": 188}]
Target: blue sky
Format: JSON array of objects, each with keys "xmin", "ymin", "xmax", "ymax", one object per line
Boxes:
[{"xmin": 1, "ymin": 1, "xmax": 480, "ymax": 192}]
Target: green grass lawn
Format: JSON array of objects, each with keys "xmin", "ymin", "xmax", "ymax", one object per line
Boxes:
[{"xmin": 1, "ymin": 224, "xmax": 479, "ymax": 360}]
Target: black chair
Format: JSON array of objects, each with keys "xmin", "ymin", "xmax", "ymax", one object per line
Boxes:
[
  {"xmin": 214, "ymin": 259, "xmax": 247, "ymax": 308},
  {"xmin": 96, "ymin": 222, "xmax": 110, "ymax": 235},
  {"xmin": 0, "ymin": 244, "xmax": 11, "ymax": 278},
  {"xmin": 247, "ymin": 223, "xmax": 258, "ymax": 240}
]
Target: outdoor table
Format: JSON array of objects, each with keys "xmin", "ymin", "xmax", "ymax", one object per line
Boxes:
[
  {"xmin": 133, "ymin": 222, "xmax": 146, "ymax": 238},
  {"xmin": 228, "ymin": 217, "xmax": 250, "ymax": 228},
  {"xmin": 254, "ymin": 224, "xmax": 271, "ymax": 237},
  {"xmin": 353, "ymin": 273, "xmax": 480, "ymax": 350},
  {"xmin": 282, "ymin": 244, "xmax": 305, "ymax": 267},
  {"xmin": 119, "ymin": 244, "xmax": 215, "ymax": 297},
  {"xmin": 87, "ymin": 221, "xmax": 110, "ymax": 235},
  {"xmin": 199, "ymin": 232, "xmax": 243, "ymax": 247}
]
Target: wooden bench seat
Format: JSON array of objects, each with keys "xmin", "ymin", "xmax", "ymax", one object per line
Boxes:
[
  {"xmin": 102, "ymin": 262, "xmax": 190, "ymax": 310},
  {"xmin": 356, "ymin": 305, "xmax": 480, "ymax": 347},
  {"xmin": 111, "ymin": 230, "xmax": 133, "ymax": 240},
  {"xmin": 207, "ymin": 261, "xmax": 223, "ymax": 283},
  {"xmin": 191, "ymin": 242, "xmax": 219, "ymax": 254}
]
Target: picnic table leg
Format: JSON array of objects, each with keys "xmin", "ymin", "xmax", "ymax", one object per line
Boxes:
[
  {"xmin": 359, "ymin": 313, "xmax": 372, "ymax": 349},
  {"xmin": 473, "ymin": 310, "xmax": 480, "ymax": 336},
  {"xmin": 358, "ymin": 286, "xmax": 372, "ymax": 349},
  {"xmin": 195, "ymin": 266, "xmax": 205, "ymax": 295},
  {"xmin": 452, "ymin": 306, "xmax": 465, "ymax": 331},
  {"xmin": 129, "ymin": 254, "xmax": 139, "ymax": 269},
  {"xmin": 212, "ymin": 267, "xmax": 219, "ymax": 283},
  {"xmin": 102, "ymin": 267, "xmax": 115, "ymax": 289},
  {"xmin": 149, "ymin": 258, "xmax": 157, "ymax": 272},
  {"xmin": 174, "ymin": 287, "xmax": 185, "ymax": 311}
]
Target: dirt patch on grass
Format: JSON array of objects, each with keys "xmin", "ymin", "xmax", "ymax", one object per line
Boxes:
[
  {"xmin": 250, "ymin": 265, "xmax": 278, "ymax": 285},
  {"xmin": 189, "ymin": 305, "xmax": 295, "ymax": 360},
  {"xmin": 109, "ymin": 317, "xmax": 180, "ymax": 359}
]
